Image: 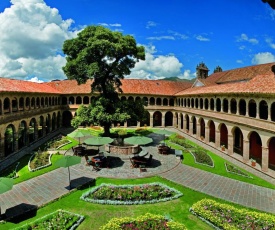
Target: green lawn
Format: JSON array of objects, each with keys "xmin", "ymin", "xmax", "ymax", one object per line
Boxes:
[{"xmin": 1, "ymin": 176, "xmax": 263, "ymax": 230}]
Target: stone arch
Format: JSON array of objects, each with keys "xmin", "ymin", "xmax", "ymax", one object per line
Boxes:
[
  {"xmin": 52, "ymin": 112, "xmax": 57, "ymax": 131},
  {"xmin": 210, "ymin": 98, "xmax": 214, "ymax": 110},
  {"xmin": 232, "ymin": 127, "xmax": 243, "ymax": 156},
  {"xmin": 216, "ymin": 98, "xmax": 221, "ymax": 112},
  {"xmin": 180, "ymin": 113, "xmax": 183, "ymax": 129},
  {"xmin": 230, "ymin": 98, "xmax": 237, "ymax": 114},
  {"xmin": 185, "ymin": 114, "xmax": 190, "ymax": 131},
  {"xmin": 248, "ymin": 99, "xmax": 257, "ymax": 118},
  {"xmin": 169, "ymin": 98, "xmax": 174, "ymax": 106},
  {"xmin": 259, "ymin": 100, "xmax": 268, "ymax": 120},
  {"xmin": 187, "ymin": 98, "xmax": 190, "ymax": 107},
  {"xmin": 156, "ymin": 97, "xmax": 162, "ymax": 106},
  {"xmin": 4, "ymin": 97, "xmax": 10, "ymax": 113},
  {"xmin": 248, "ymin": 131, "xmax": 262, "ymax": 165},
  {"xmin": 69, "ymin": 96, "xmax": 75, "ymax": 104},
  {"xmin": 36, "ymin": 97, "xmax": 40, "ymax": 108},
  {"xmin": 11, "ymin": 97, "xmax": 18, "ymax": 112},
  {"xmin": 62, "ymin": 96, "xmax": 67, "ymax": 105},
  {"xmin": 57, "ymin": 112, "xmax": 61, "ymax": 128},
  {"xmin": 149, "ymin": 97, "xmax": 155, "ymax": 105},
  {"xmin": 26, "ymin": 97, "xmax": 30, "ymax": 110},
  {"xmin": 83, "ymin": 96, "xmax": 89, "ymax": 104},
  {"xmin": 163, "ymin": 98, "xmax": 168, "ymax": 106},
  {"xmin": 223, "ymin": 98, "xmax": 228, "ymax": 113},
  {"xmin": 41, "ymin": 97, "xmax": 45, "ymax": 107},
  {"xmin": 271, "ymin": 102, "xmax": 275, "ymax": 121},
  {"xmin": 45, "ymin": 97, "xmax": 48, "ymax": 106},
  {"xmin": 38, "ymin": 116, "xmax": 44, "ymax": 138},
  {"xmin": 18, "ymin": 97, "xmax": 24, "ymax": 111},
  {"xmin": 153, "ymin": 111, "xmax": 162, "ymax": 126},
  {"xmin": 5, "ymin": 124, "xmax": 16, "ymax": 156},
  {"xmin": 29, "ymin": 118, "xmax": 37, "ymax": 144},
  {"xmin": 199, "ymin": 118, "xmax": 205, "ymax": 138},
  {"xmin": 208, "ymin": 120, "xmax": 215, "ymax": 143},
  {"xmin": 165, "ymin": 111, "xmax": 173, "ymax": 126},
  {"xmin": 31, "ymin": 97, "xmax": 35, "ymax": 109},
  {"xmin": 191, "ymin": 98, "xmax": 194, "ymax": 108},
  {"xmin": 219, "ymin": 123, "xmax": 228, "ymax": 148},
  {"xmin": 142, "ymin": 97, "xmax": 148, "ymax": 106},
  {"xmin": 0, "ymin": 99, "xmax": 2, "ymax": 115},
  {"xmin": 205, "ymin": 98, "xmax": 209, "ymax": 110},
  {"xmin": 140, "ymin": 111, "xmax": 150, "ymax": 127},
  {"xmin": 76, "ymin": 96, "xmax": 82, "ymax": 105},
  {"xmin": 268, "ymin": 137, "xmax": 275, "ymax": 170},
  {"xmin": 192, "ymin": 116, "xmax": 197, "ymax": 135},
  {"xmin": 62, "ymin": 111, "xmax": 72, "ymax": 127},
  {"xmin": 46, "ymin": 114, "xmax": 51, "ymax": 134},
  {"xmin": 128, "ymin": 96, "xmax": 134, "ymax": 101},
  {"xmin": 18, "ymin": 120, "xmax": 27, "ymax": 150},
  {"xmin": 239, "ymin": 99, "xmax": 246, "ymax": 116},
  {"xmin": 183, "ymin": 98, "xmax": 186, "ymax": 107},
  {"xmin": 195, "ymin": 98, "xmax": 199, "ymax": 108}
]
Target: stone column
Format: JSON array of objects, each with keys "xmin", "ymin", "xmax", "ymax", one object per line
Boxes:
[
  {"xmin": 137, "ymin": 121, "xmax": 141, "ymax": 128},
  {"xmin": 221, "ymin": 99, "xmax": 224, "ymax": 112},
  {"xmin": 262, "ymin": 146, "xmax": 269, "ymax": 172},
  {"xmin": 173, "ymin": 114, "xmax": 177, "ymax": 128},
  {"xmin": 236, "ymin": 101, "xmax": 240, "ymax": 115},
  {"xmin": 196, "ymin": 123, "xmax": 201, "ymax": 139},
  {"xmin": 161, "ymin": 114, "xmax": 165, "ymax": 127},
  {"xmin": 14, "ymin": 132, "xmax": 18, "ymax": 152},
  {"xmin": 149, "ymin": 114, "xmax": 154, "ymax": 127},
  {"xmin": 189, "ymin": 121, "xmax": 193, "ymax": 135},
  {"xmin": 256, "ymin": 102, "xmax": 260, "ymax": 119},
  {"xmin": 243, "ymin": 140, "xmax": 250, "ymax": 163},
  {"xmin": 0, "ymin": 136, "xmax": 5, "ymax": 158},
  {"xmin": 205, "ymin": 127, "xmax": 210, "ymax": 143},
  {"xmin": 43, "ymin": 120, "xmax": 47, "ymax": 136},
  {"xmin": 34, "ymin": 125, "xmax": 39, "ymax": 141},
  {"xmin": 215, "ymin": 130, "xmax": 221, "ymax": 148},
  {"xmin": 178, "ymin": 117, "xmax": 182, "ymax": 130},
  {"xmin": 227, "ymin": 134, "xmax": 234, "ymax": 155},
  {"xmin": 246, "ymin": 99, "xmax": 249, "ymax": 117}
]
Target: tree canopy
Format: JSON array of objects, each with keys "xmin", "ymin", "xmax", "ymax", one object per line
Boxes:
[{"xmin": 62, "ymin": 26, "xmax": 146, "ymax": 135}]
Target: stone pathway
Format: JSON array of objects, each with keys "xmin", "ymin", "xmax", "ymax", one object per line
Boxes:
[{"xmin": 1, "ymin": 129, "xmax": 275, "ymax": 222}]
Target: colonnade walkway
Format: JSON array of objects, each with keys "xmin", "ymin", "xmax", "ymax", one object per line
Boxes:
[{"xmin": 0, "ymin": 129, "xmax": 275, "ymax": 223}]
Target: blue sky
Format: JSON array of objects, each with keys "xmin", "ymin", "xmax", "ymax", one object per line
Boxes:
[{"xmin": 0, "ymin": 0, "xmax": 274, "ymax": 82}]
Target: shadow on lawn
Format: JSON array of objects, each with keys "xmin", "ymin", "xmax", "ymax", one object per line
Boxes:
[{"xmin": 4, "ymin": 203, "xmax": 37, "ymax": 224}]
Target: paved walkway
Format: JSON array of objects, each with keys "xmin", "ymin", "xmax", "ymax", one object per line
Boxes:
[{"xmin": 0, "ymin": 131, "xmax": 275, "ymax": 221}]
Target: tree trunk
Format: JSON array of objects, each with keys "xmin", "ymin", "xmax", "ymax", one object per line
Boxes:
[{"xmin": 103, "ymin": 124, "xmax": 111, "ymax": 137}]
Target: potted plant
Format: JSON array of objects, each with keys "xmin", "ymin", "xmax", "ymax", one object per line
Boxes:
[
  {"xmin": 200, "ymin": 136, "xmax": 204, "ymax": 141},
  {"xmin": 250, "ymin": 158, "xmax": 256, "ymax": 167},
  {"xmin": 221, "ymin": 145, "xmax": 225, "ymax": 151}
]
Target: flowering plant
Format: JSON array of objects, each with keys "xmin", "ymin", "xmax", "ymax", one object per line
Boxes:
[{"xmin": 250, "ymin": 158, "xmax": 256, "ymax": 163}]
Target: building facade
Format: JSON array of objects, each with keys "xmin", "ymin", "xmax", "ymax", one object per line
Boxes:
[{"xmin": 1, "ymin": 62, "xmax": 275, "ymax": 174}]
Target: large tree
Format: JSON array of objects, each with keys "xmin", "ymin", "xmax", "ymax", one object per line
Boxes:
[{"xmin": 62, "ymin": 25, "xmax": 146, "ymax": 135}]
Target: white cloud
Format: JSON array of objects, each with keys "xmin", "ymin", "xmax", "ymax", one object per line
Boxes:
[
  {"xmin": 146, "ymin": 21, "xmax": 157, "ymax": 29},
  {"xmin": 196, "ymin": 35, "xmax": 210, "ymax": 42},
  {"xmin": 0, "ymin": 0, "xmax": 78, "ymax": 81},
  {"xmin": 168, "ymin": 30, "xmax": 188, "ymax": 40},
  {"xmin": 252, "ymin": 52, "xmax": 275, "ymax": 64},
  {"xmin": 147, "ymin": 36, "xmax": 175, "ymax": 40},
  {"xmin": 236, "ymin": 60, "xmax": 243, "ymax": 64},
  {"xmin": 128, "ymin": 45, "xmax": 193, "ymax": 80},
  {"xmin": 27, "ymin": 76, "xmax": 44, "ymax": 83},
  {"xmin": 266, "ymin": 38, "xmax": 275, "ymax": 49},
  {"xmin": 237, "ymin": 33, "xmax": 258, "ymax": 44},
  {"xmin": 98, "ymin": 23, "xmax": 121, "ymax": 27}
]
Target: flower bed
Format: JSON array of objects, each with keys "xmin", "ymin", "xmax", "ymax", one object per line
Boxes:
[
  {"xmin": 81, "ymin": 182, "xmax": 183, "ymax": 205},
  {"xmin": 14, "ymin": 209, "xmax": 84, "ymax": 230},
  {"xmin": 169, "ymin": 134, "xmax": 193, "ymax": 149},
  {"xmin": 47, "ymin": 137, "xmax": 71, "ymax": 150},
  {"xmin": 100, "ymin": 213, "xmax": 187, "ymax": 230},
  {"xmin": 28, "ymin": 151, "xmax": 52, "ymax": 172},
  {"xmin": 225, "ymin": 162, "xmax": 252, "ymax": 178},
  {"xmin": 190, "ymin": 199, "xmax": 275, "ymax": 230},
  {"xmin": 190, "ymin": 147, "xmax": 214, "ymax": 167}
]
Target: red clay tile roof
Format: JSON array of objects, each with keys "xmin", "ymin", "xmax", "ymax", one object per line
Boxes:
[
  {"xmin": 0, "ymin": 78, "xmax": 61, "ymax": 94},
  {"xmin": 46, "ymin": 79, "xmax": 192, "ymax": 96},
  {"xmin": 176, "ymin": 73, "xmax": 275, "ymax": 96},
  {"xmin": 120, "ymin": 79, "xmax": 192, "ymax": 96},
  {"xmin": 206, "ymin": 62, "xmax": 275, "ymax": 84}
]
